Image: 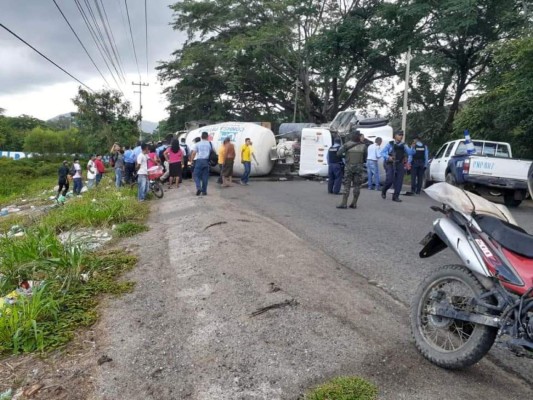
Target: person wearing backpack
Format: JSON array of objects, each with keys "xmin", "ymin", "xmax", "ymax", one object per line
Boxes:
[{"xmin": 380, "ymin": 131, "xmax": 416, "ymax": 202}]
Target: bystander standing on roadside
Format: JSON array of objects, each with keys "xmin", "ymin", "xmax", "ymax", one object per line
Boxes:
[
  {"xmin": 114, "ymin": 149, "xmax": 125, "ymax": 188},
  {"xmin": 366, "ymin": 137, "xmax": 382, "ymax": 190},
  {"xmin": 56, "ymin": 160, "xmax": 70, "ymax": 199},
  {"xmin": 222, "ymin": 137, "xmax": 235, "ymax": 187},
  {"xmin": 147, "ymin": 144, "xmax": 160, "ymax": 169},
  {"xmin": 189, "ymin": 132, "xmax": 211, "ymax": 196},
  {"xmin": 408, "ymin": 135, "xmax": 429, "ymax": 195},
  {"xmin": 336, "ymin": 130, "xmax": 367, "ymax": 209},
  {"xmin": 380, "ymin": 131, "xmax": 416, "ymax": 202},
  {"xmin": 240, "ymin": 138, "xmax": 259, "ymax": 185},
  {"xmin": 136, "ymin": 143, "xmax": 149, "ymax": 201},
  {"xmin": 217, "ymin": 140, "xmax": 226, "ymax": 184},
  {"xmin": 164, "ymin": 139, "xmax": 184, "ymax": 189},
  {"xmin": 94, "ymin": 154, "xmax": 105, "ymax": 186},
  {"xmin": 180, "ymin": 138, "xmax": 190, "ymax": 180},
  {"xmin": 86, "ymin": 155, "xmax": 96, "ymax": 189},
  {"xmin": 72, "ymin": 158, "xmax": 83, "ymax": 195},
  {"xmin": 124, "ymin": 146, "xmax": 136, "ymax": 184},
  {"xmin": 327, "ymin": 137, "xmax": 344, "ymax": 194}
]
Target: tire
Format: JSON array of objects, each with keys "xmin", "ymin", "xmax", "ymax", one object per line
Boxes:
[
  {"xmin": 503, "ymin": 192, "xmax": 521, "ymax": 208},
  {"xmin": 410, "ymin": 265, "xmax": 497, "ymax": 370},
  {"xmin": 422, "ymin": 169, "xmax": 433, "ymax": 189},
  {"xmin": 445, "ymin": 172, "xmax": 456, "ymax": 186},
  {"xmin": 151, "ymin": 181, "xmax": 164, "ymax": 199}
]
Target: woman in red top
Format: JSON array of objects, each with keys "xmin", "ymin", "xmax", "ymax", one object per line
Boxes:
[
  {"xmin": 164, "ymin": 139, "xmax": 183, "ymax": 189},
  {"xmin": 147, "ymin": 145, "xmax": 160, "ymax": 169}
]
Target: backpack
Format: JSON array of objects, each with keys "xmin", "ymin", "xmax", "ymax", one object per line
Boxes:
[
  {"xmin": 69, "ymin": 165, "xmax": 76, "ymax": 176},
  {"xmin": 209, "ymin": 142, "xmax": 218, "ymax": 167}
]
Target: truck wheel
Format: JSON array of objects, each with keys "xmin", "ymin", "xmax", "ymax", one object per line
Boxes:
[
  {"xmin": 445, "ymin": 173, "xmax": 457, "ymax": 186},
  {"xmin": 423, "ymin": 169, "xmax": 433, "ymax": 188},
  {"xmin": 503, "ymin": 193, "xmax": 522, "ymax": 207}
]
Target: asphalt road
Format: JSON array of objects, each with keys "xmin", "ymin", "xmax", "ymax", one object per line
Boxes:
[{"xmin": 224, "ymin": 179, "xmax": 533, "ymax": 384}]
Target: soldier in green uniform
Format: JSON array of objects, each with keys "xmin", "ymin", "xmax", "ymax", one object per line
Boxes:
[{"xmin": 336, "ymin": 129, "xmax": 367, "ymax": 209}]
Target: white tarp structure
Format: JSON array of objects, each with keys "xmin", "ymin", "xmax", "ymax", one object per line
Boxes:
[{"xmin": 424, "ymin": 182, "xmax": 517, "ymax": 226}]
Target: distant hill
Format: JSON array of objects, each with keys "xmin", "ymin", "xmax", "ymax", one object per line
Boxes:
[{"xmin": 47, "ymin": 113, "xmax": 158, "ymax": 134}]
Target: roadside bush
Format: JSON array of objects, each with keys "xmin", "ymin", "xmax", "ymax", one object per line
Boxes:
[{"xmin": 305, "ymin": 377, "xmax": 378, "ymax": 400}]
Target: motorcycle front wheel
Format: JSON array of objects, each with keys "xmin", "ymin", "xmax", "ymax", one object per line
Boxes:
[
  {"xmin": 151, "ymin": 180, "xmax": 164, "ymax": 199},
  {"xmin": 410, "ymin": 264, "xmax": 497, "ymax": 369}
]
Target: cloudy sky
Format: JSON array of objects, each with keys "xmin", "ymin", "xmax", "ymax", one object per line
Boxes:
[{"xmin": 0, "ymin": 0, "xmax": 186, "ymax": 124}]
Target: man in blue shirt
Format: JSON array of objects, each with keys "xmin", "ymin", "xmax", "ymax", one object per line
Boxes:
[
  {"xmin": 123, "ymin": 145, "xmax": 136, "ymax": 184},
  {"xmin": 189, "ymin": 131, "xmax": 212, "ymax": 196},
  {"xmin": 380, "ymin": 131, "xmax": 415, "ymax": 202},
  {"xmin": 408, "ymin": 135, "xmax": 429, "ymax": 195},
  {"xmin": 327, "ymin": 137, "xmax": 344, "ymax": 194}
]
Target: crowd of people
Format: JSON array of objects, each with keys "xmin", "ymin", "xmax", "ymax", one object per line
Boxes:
[
  {"xmin": 328, "ymin": 127, "xmax": 429, "ymax": 209},
  {"xmin": 56, "ymin": 131, "xmax": 260, "ymax": 202}
]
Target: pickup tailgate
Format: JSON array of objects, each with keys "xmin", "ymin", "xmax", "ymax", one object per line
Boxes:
[{"xmin": 466, "ymin": 156, "xmax": 532, "ymax": 188}]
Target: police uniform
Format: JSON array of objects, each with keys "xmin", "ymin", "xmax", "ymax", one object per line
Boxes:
[
  {"xmin": 327, "ymin": 141, "xmax": 344, "ymax": 194},
  {"xmin": 336, "ymin": 139, "xmax": 366, "ymax": 209},
  {"xmin": 381, "ymin": 139, "xmax": 415, "ymax": 201},
  {"xmin": 410, "ymin": 141, "xmax": 427, "ymax": 194}
]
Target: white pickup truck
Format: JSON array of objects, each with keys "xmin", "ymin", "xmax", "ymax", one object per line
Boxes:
[{"xmin": 426, "ymin": 139, "xmax": 532, "ymax": 207}]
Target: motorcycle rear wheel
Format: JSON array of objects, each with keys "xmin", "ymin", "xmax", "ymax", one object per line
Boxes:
[{"xmin": 410, "ymin": 264, "xmax": 497, "ymax": 369}]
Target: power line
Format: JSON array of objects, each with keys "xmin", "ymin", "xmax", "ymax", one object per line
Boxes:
[
  {"xmin": 124, "ymin": 0, "xmax": 141, "ymax": 80},
  {"xmin": 0, "ymin": 23, "xmax": 93, "ymax": 91},
  {"xmin": 93, "ymin": 0, "xmax": 127, "ymax": 82},
  {"xmin": 145, "ymin": 0, "xmax": 149, "ymax": 77},
  {"xmin": 74, "ymin": 0, "xmax": 124, "ymax": 94},
  {"xmin": 52, "ymin": 0, "xmax": 111, "ymax": 89},
  {"xmin": 82, "ymin": 0, "xmax": 125, "ymax": 83}
]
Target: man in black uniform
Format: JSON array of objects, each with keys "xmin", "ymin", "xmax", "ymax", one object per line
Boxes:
[
  {"xmin": 409, "ymin": 135, "xmax": 429, "ymax": 195},
  {"xmin": 327, "ymin": 137, "xmax": 344, "ymax": 194}
]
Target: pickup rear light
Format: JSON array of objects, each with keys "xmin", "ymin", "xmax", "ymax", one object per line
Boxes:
[{"xmin": 463, "ymin": 159, "xmax": 470, "ymax": 174}]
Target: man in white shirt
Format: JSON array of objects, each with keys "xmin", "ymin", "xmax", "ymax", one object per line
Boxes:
[
  {"xmin": 86, "ymin": 155, "xmax": 97, "ymax": 189},
  {"xmin": 366, "ymin": 137, "xmax": 382, "ymax": 190},
  {"xmin": 189, "ymin": 132, "xmax": 212, "ymax": 196},
  {"xmin": 136, "ymin": 143, "xmax": 149, "ymax": 201},
  {"xmin": 72, "ymin": 158, "xmax": 83, "ymax": 195}
]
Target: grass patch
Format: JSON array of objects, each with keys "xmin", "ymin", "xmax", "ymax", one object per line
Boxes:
[
  {"xmin": 41, "ymin": 187, "xmax": 148, "ymax": 232},
  {"xmin": 114, "ymin": 222, "xmax": 149, "ymax": 237},
  {"xmin": 305, "ymin": 377, "xmax": 378, "ymax": 400},
  {"xmin": 0, "ymin": 176, "xmax": 149, "ymax": 354}
]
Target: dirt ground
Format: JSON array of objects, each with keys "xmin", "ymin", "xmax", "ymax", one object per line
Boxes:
[{"xmin": 2, "ymin": 181, "xmax": 532, "ymax": 399}]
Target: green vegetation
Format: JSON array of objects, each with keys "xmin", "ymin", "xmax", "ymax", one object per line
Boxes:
[
  {"xmin": 114, "ymin": 222, "xmax": 149, "ymax": 237},
  {"xmin": 0, "ymin": 157, "xmax": 59, "ymax": 204},
  {"xmin": 0, "ymin": 175, "xmax": 148, "ymax": 354},
  {"xmin": 305, "ymin": 377, "xmax": 378, "ymax": 400}
]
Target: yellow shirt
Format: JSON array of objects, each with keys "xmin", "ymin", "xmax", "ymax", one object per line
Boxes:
[
  {"xmin": 218, "ymin": 145, "xmax": 226, "ymax": 164},
  {"xmin": 241, "ymin": 144, "xmax": 253, "ymax": 162}
]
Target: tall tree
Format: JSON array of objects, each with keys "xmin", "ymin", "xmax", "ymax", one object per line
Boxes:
[
  {"xmin": 454, "ymin": 37, "xmax": 533, "ymax": 158},
  {"xmin": 73, "ymin": 88, "xmax": 138, "ymax": 152},
  {"xmin": 159, "ymin": 0, "xmax": 404, "ymax": 129},
  {"xmin": 392, "ymin": 0, "xmax": 527, "ymax": 143}
]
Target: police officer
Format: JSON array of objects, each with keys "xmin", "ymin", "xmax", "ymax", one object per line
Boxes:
[
  {"xmin": 408, "ymin": 134, "xmax": 429, "ymax": 195},
  {"xmin": 336, "ymin": 129, "xmax": 367, "ymax": 209},
  {"xmin": 327, "ymin": 137, "xmax": 344, "ymax": 194},
  {"xmin": 380, "ymin": 130, "xmax": 415, "ymax": 202}
]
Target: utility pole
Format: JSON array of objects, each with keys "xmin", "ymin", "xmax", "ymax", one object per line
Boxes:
[
  {"xmin": 132, "ymin": 81, "xmax": 149, "ymax": 141},
  {"xmin": 401, "ymin": 46, "xmax": 411, "ymax": 142},
  {"xmin": 293, "ymin": 78, "xmax": 299, "ymax": 123}
]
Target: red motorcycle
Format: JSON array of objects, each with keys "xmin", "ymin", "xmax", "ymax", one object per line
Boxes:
[{"xmin": 411, "ymin": 182, "xmax": 533, "ymax": 369}]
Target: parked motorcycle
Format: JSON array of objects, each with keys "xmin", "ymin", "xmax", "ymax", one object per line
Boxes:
[{"xmin": 411, "ymin": 182, "xmax": 533, "ymax": 369}]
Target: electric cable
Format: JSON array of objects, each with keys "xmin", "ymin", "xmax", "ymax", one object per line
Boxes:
[
  {"xmin": 82, "ymin": 0, "xmax": 125, "ymax": 83},
  {"xmin": 52, "ymin": 0, "xmax": 111, "ymax": 88},
  {"xmin": 124, "ymin": 0, "xmax": 141, "ymax": 80},
  {"xmin": 144, "ymin": 0, "xmax": 149, "ymax": 77},
  {"xmin": 0, "ymin": 23, "xmax": 93, "ymax": 91},
  {"xmin": 74, "ymin": 0, "xmax": 125, "ymax": 94},
  {"xmin": 93, "ymin": 0, "xmax": 126, "ymax": 82}
]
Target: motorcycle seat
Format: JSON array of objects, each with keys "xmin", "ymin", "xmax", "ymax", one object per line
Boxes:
[{"xmin": 474, "ymin": 215, "xmax": 533, "ymax": 258}]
